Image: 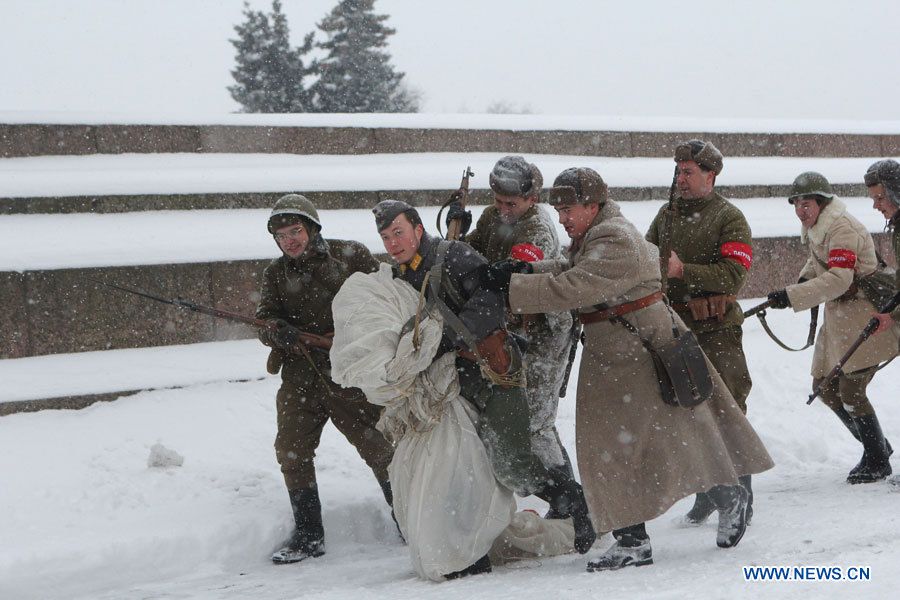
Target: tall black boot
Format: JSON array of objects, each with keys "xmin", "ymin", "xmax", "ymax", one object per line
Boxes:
[
  {"xmin": 828, "ymin": 404, "xmax": 893, "ymax": 477},
  {"xmin": 708, "ymin": 484, "xmax": 749, "ymax": 549},
  {"xmin": 739, "ymin": 475, "xmax": 753, "ymax": 526},
  {"xmin": 378, "ymin": 480, "xmax": 404, "ymax": 541},
  {"xmin": 272, "ymin": 487, "xmax": 325, "ymax": 564},
  {"xmin": 537, "ymin": 468, "xmax": 596, "ymax": 554},
  {"xmin": 847, "ymin": 414, "xmax": 893, "ymax": 484},
  {"xmin": 680, "ymin": 492, "xmax": 716, "ymax": 526}
]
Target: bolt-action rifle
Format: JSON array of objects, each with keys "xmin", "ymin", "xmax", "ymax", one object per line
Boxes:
[
  {"xmin": 658, "ymin": 166, "xmax": 679, "ymax": 296},
  {"xmin": 92, "ymin": 279, "xmax": 333, "ymax": 351},
  {"xmin": 807, "ymin": 291, "xmax": 900, "ymax": 405},
  {"xmin": 437, "ymin": 166, "xmax": 474, "ymax": 240}
]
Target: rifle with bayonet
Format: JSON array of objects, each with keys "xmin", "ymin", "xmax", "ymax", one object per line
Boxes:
[
  {"xmin": 658, "ymin": 166, "xmax": 679, "ymax": 296},
  {"xmin": 92, "ymin": 279, "xmax": 333, "ymax": 351},
  {"xmin": 807, "ymin": 291, "xmax": 900, "ymax": 405},
  {"xmin": 437, "ymin": 166, "xmax": 474, "ymax": 241}
]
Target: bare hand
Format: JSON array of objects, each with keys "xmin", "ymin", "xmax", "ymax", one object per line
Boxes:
[
  {"xmin": 667, "ymin": 250, "xmax": 685, "ymax": 279},
  {"xmin": 872, "ymin": 313, "xmax": 895, "ymax": 335}
]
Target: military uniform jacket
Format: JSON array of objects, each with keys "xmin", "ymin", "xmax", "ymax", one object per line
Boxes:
[
  {"xmin": 256, "ymin": 236, "xmax": 380, "ymax": 383},
  {"xmin": 785, "ymin": 198, "xmax": 899, "ymax": 376},
  {"xmin": 646, "ymin": 191, "xmax": 752, "ymax": 333},
  {"xmin": 507, "ymin": 200, "xmax": 773, "ymax": 532},
  {"xmin": 394, "ymin": 232, "xmax": 505, "ymax": 355},
  {"xmin": 465, "ymin": 204, "xmax": 573, "ymax": 341}
]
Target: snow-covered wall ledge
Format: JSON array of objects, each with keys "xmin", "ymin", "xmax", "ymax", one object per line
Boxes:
[
  {"xmin": 3, "ymin": 114, "xmax": 900, "ymax": 158},
  {"xmin": 2, "ymin": 233, "xmax": 896, "ymax": 361}
]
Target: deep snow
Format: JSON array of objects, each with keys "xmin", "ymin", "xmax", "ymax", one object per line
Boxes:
[{"xmin": 2, "ymin": 302, "xmax": 899, "ymax": 599}]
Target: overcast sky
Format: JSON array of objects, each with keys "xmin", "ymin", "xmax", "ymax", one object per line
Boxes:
[{"xmin": 2, "ymin": 0, "xmax": 898, "ymax": 120}]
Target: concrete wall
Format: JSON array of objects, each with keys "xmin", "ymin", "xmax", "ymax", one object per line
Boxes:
[
  {"xmin": 0, "ymin": 184, "xmax": 873, "ymax": 215},
  {"xmin": 4, "ymin": 123, "xmax": 900, "ymax": 158},
  {"xmin": 3, "ymin": 234, "xmax": 894, "ymax": 360}
]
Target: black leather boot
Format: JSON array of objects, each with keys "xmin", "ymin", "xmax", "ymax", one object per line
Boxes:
[
  {"xmin": 739, "ymin": 474, "xmax": 753, "ymax": 526},
  {"xmin": 680, "ymin": 492, "xmax": 716, "ymax": 526},
  {"xmin": 586, "ymin": 524, "xmax": 652, "ymax": 572},
  {"xmin": 847, "ymin": 414, "xmax": 893, "ymax": 484},
  {"xmin": 444, "ymin": 554, "xmax": 492, "ymax": 580},
  {"xmin": 537, "ymin": 468, "xmax": 596, "ymax": 554},
  {"xmin": 271, "ymin": 487, "xmax": 325, "ymax": 564},
  {"xmin": 830, "ymin": 405, "xmax": 892, "ymax": 477}
]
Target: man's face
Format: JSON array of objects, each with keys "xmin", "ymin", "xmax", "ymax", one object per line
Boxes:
[
  {"xmin": 274, "ymin": 222, "xmax": 310, "ymax": 258},
  {"xmin": 555, "ymin": 202, "xmax": 599, "ymax": 240},
  {"xmin": 676, "ymin": 160, "xmax": 715, "ymax": 200},
  {"xmin": 493, "ymin": 193, "xmax": 536, "ymax": 224},
  {"xmin": 868, "ymin": 183, "xmax": 899, "ymax": 220},
  {"xmin": 793, "ymin": 197, "xmax": 822, "ymax": 229},
  {"xmin": 379, "ymin": 213, "xmax": 423, "ymax": 264}
]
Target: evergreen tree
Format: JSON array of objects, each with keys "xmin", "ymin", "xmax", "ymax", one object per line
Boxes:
[
  {"xmin": 311, "ymin": 0, "xmax": 419, "ymax": 113},
  {"xmin": 229, "ymin": 0, "xmax": 314, "ymax": 113}
]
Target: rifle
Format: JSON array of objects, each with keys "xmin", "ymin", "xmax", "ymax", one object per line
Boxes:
[
  {"xmin": 807, "ymin": 291, "xmax": 900, "ymax": 405},
  {"xmin": 92, "ymin": 279, "xmax": 333, "ymax": 351},
  {"xmin": 742, "ymin": 299, "xmax": 772, "ymax": 318},
  {"xmin": 437, "ymin": 166, "xmax": 474, "ymax": 240},
  {"xmin": 658, "ymin": 166, "xmax": 679, "ymax": 296}
]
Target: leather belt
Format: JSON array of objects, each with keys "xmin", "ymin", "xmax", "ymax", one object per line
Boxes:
[{"xmin": 579, "ymin": 291, "xmax": 664, "ymax": 324}]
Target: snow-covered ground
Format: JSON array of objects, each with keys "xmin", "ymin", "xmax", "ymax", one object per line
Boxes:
[
  {"xmin": 1, "ymin": 153, "xmax": 893, "ymax": 198},
  {"xmin": 0, "ymin": 197, "xmax": 891, "ymax": 272},
  {"xmin": 3, "ymin": 111, "xmax": 900, "ymax": 134},
  {"xmin": 2, "ymin": 302, "xmax": 899, "ymax": 599}
]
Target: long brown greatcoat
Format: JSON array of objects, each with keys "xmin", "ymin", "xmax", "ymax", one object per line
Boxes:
[
  {"xmin": 785, "ymin": 198, "xmax": 899, "ymax": 376},
  {"xmin": 508, "ymin": 200, "xmax": 774, "ymax": 532}
]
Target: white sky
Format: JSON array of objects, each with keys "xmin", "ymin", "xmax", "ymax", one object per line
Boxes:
[{"xmin": 1, "ymin": 0, "xmax": 899, "ymax": 119}]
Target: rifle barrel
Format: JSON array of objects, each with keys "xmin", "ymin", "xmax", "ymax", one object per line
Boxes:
[{"xmin": 743, "ymin": 299, "xmax": 773, "ymax": 318}]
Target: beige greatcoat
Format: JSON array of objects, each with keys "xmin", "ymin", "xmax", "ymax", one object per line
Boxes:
[
  {"xmin": 786, "ymin": 198, "xmax": 899, "ymax": 377},
  {"xmin": 508, "ymin": 200, "xmax": 774, "ymax": 533}
]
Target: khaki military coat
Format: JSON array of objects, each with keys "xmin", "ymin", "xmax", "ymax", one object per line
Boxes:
[
  {"xmin": 786, "ymin": 198, "xmax": 899, "ymax": 377},
  {"xmin": 508, "ymin": 200, "xmax": 774, "ymax": 532}
]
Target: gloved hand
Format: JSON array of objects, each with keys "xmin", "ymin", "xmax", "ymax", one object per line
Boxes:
[
  {"xmin": 479, "ymin": 259, "xmax": 532, "ymax": 292},
  {"xmin": 445, "ymin": 191, "xmax": 472, "ymax": 237},
  {"xmin": 269, "ymin": 319, "xmax": 302, "ymax": 350},
  {"xmin": 767, "ymin": 289, "xmax": 791, "ymax": 309}
]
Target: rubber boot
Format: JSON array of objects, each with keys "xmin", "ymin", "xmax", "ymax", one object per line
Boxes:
[
  {"xmin": 537, "ymin": 468, "xmax": 596, "ymax": 554},
  {"xmin": 847, "ymin": 414, "xmax": 893, "ymax": 484},
  {"xmin": 586, "ymin": 523, "xmax": 652, "ymax": 572},
  {"xmin": 444, "ymin": 554, "xmax": 492, "ymax": 580},
  {"xmin": 680, "ymin": 492, "xmax": 716, "ymax": 526},
  {"xmin": 272, "ymin": 487, "xmax": 325, "ymax": 564},
  {"xmin": 739, "ymin": 474, "xmax": 753, "ymax": 526},
  {"xmin": 378, "ymin": 480, "xmax": 404, "ymax": 541},
  {"xmin": 708, "ymin": 484, "xmax": 749, "ymax": 549}
]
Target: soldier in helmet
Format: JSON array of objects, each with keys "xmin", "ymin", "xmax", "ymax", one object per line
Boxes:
[
  {"xmin": 646, "ymin": 140, "xmax": 756, "ymax": 525},
  {"xmin": 446, "ymin": 156, "xmax": 578, "ymax": 488},
  {"xmin": 256, "ymin": 194, "xmax": 395, "ymax": 564},
  {"xmin": 764, "ymin": 172, "xmax": 898, "ymax": 483},
  {"xmin": 865, "ymin": 159, "xmax": 900, "ymax": 335}
]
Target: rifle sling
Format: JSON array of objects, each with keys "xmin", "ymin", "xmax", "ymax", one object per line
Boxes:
[{"xmin": 756, "ymin": 305, "xmax": 818, "ymax": 352}]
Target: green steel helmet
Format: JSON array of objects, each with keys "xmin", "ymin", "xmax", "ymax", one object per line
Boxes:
[
  {"xmin": 787, "ymin": 171, "xmax": 836, "ymax": 205},
  {"xmin": 267, "ymin": 194, "xmax": 321, "ymax": 234}
]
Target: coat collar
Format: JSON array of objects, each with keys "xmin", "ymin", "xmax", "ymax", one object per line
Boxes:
[{"xmin": 801, "ymin": 198, "xmax": 846, "ymax": 245}]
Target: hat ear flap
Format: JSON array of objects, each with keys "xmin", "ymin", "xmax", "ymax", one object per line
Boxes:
[{"xmin": 528, "ymin": 164, "xmax": 543, "ymax": 198}]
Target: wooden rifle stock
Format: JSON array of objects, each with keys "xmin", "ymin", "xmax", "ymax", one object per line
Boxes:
[{"xmin": 445, "ymin": 166, "xmax": 474, "ymax": 241}]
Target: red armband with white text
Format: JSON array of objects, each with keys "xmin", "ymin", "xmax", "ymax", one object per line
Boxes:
[
  {"xmin": 510, "ymin": 243, "xmax": 544, "ymax": 262},
  {"xmin": 827, "ymin": 249, "xmax": 856, "ymax": 269},
  {"xmin": 720, "ymin": 241, "xmax": 753, "ymax": 270}
]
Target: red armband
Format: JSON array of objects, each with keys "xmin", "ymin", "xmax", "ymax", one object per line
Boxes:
[
  {"xmin": 510, "ymin": 243, "xmax": 544, "ymax": 262},
  {"xmin": 827, "ymin": 249, "xmax": 856, "ymax": 269},
  {"xmin": 720, "ymin": 241, "xmax": 753, "ymax": 270}
]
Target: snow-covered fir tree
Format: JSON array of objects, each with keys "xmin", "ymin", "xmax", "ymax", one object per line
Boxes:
[
  {"xmin": 229, "ymin": 0, "xmax": 314, "ymax": 113},
  {"xmin": 311, "ymin": 0, "xmax": 419, "ymax": 113}
]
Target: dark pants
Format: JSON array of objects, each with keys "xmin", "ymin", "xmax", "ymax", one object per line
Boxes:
[
  {"xmin": 814, "ymin": 366, "xmax": 877, "ymax": 417},
  {"xmin": 456, "ymin": 356, "xmax": 552, "ymax": 496},
  {"xmin": 274, "ymin": 378, "xmax": 393, "ymax": 491}
]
